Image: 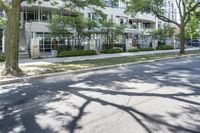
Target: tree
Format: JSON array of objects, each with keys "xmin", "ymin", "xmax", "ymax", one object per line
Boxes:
[
  {"xmin": 126, "ymin": 0, "xmax": 200, "ymax": 54},
  {"xmin": 185, "ymin": 11, "xmax": 200, "ymax": 39},
  {"xmin": 49, "ymin": 13, "xmax": 98, "ymax": 49},
  {"xmin": 0, "ymin": 0, "xmax": 22, "ymax": 75},
  {"xmin": 150, "ymin": 25, "xmax": 175, "ymax": 43},
  {"xmin": 100, "ymin": 19, "xmax": 126, "ymax": 49},
  {"xmin": 0, "ymin": 0, "xmax": 104, "ymax": 76}
]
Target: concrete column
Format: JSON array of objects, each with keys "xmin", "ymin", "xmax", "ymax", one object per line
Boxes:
[
  {"xmin": 38, "ymin": 8, "xmax": 41, "ymax": 22},
  {"xmin": 125, "ymin": 39, "xmax": 132, "ymax": 51}
]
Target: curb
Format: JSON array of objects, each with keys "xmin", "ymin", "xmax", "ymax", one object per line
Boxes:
[{"xmin": 0, "ymin": 54, "xmax": 199, "ymax": 86}]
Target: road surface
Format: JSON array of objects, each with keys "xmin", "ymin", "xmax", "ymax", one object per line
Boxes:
[{"xmin": 0, "ymin": 56, "xmax": 200, "ymax": 133}]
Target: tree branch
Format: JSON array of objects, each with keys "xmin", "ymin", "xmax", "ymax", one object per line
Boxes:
[{"xmin": 152, "ymin": 9, "xmax": 181, "ymax": 28}]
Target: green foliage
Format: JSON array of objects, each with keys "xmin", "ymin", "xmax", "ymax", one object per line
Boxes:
[
  {"xmin": 74, "ymin": 45, "xmax": 84, "ymax": 50},
  {"xmin": 57, "ymin": 45, "xmax": 73, "ymax": 54},
  {"xmin": 49, "ymin": 13, "xmax": 98, "ymax": 45},
  {"xmin": 128, "ymin": 49, "xmax": 140, "ymax": 52},
  {"xmin": 156, "ymin": 45, "xmax": 174, "ymax": 50},
  {"xmin": 48, "ymin": 15, "xmax": 74, "ymax": 37},
  {"xmin": 58, "ymin": 50, "xmax": 97, "ymax": 57},
  {"xmin": 139, "ymin": 47, "xmax": 154, "ymax": 51},
  {"xmin": 100, "ymin": 19, "xmax": 126, "ymax": 49},
  {"xmin": 128, "ymin": 47, "xmax": 154, "ymax": 52},
  {"xmin": 149, "ymin": 25, "xmax": 175, "ymax": 40},
  {"xmin": 100, "ymin": 48, "xmax": 124, "ymax": 54},
  {"xmin": 185, "ymin": 11, "xmax": 200, "ymax": 39},
  {"xmin": 114, "ymin": 44, "xmax": 126, "ymax": 51},
  {"xmin": 0, "ymin": 52, "xmax": 5, "ymax": 61},
  {"xmin": 0, "ymin": 17, "xmax": 6, "ymax": 29}
]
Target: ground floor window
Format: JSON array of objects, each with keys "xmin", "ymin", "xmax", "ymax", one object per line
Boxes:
[{"xmin": 35, "ymin": 32, "xmax": 51, "ymax": 53}]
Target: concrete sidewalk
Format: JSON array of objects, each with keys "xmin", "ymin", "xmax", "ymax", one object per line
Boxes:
[{"xmin": 0, "ymin": 48, "xmax": 199, "ymax": 66}]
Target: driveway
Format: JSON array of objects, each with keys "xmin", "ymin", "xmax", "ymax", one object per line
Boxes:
[{"xmin": 0, "ymin": 56, "xmax": 200, "ymax": 133}]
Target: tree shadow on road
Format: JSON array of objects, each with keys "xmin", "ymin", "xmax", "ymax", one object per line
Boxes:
[{"xmin": 0, "ymin": 57, "xmax": 200, "ymax": 133}]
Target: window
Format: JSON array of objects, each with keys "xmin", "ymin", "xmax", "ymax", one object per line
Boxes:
[
  {"xmin": 143, "ymin": 23, "xmax": 151, "ymax": 29},
  {"xmin": 36, "ymin": 32, "xmax": 51, "ymax": 53},
  {"xmin": 120, "ymin": 18, "xmax": 124, "ymax": 24},
  {"xmin": 158, "ymin": 21, "xmax": 162, "ymax": 28},
  {"xmin": 24, "ymin": 9, "xmax": 39, "ymax": 22}
]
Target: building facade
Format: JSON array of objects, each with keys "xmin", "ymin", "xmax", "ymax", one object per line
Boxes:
[{"xmin": 0, "ymin": 0, "xmax": 179, "ymax": 56}]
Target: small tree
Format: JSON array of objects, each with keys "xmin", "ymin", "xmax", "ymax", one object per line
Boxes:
[
  {"xmin": 150, "ymin": 25, "xmax": 175, "ymax": 43},
  {"xmin": 49, "ymin": 13, "xmax": 98, "ymax": 49},
  {"xmin": 126, "ymin": 0, "xmax": 200, "ymax": 54},
  {"xmin": 100, "ymin": 19, "xmax": 126, "ymax": 49}
]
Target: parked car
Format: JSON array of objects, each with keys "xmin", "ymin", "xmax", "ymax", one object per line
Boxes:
[{"xmin": 187, "ymin": 40, "xmax": 200, "ymax": 47}]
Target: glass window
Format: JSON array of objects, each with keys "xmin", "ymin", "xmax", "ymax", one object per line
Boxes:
[
  {"xmin": 24, "ymin": 9, "xmax": 39, "ymax": 22},
  {"xmin": 143, "ymin": 23, "xmax": 151, "ymax": 29},
  {"xmin": 36, "ymin": 32, "xmax": 52, "ymax": 52}
]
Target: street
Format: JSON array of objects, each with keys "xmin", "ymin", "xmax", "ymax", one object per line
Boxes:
[{"xmin": 0, "ymin": 56, "xmax": 200, "ymax": 133}]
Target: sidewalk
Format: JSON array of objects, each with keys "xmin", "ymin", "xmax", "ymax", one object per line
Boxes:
[{"xmin": 0, "ymin": 48, "xmax": 199, "ymax": 66}]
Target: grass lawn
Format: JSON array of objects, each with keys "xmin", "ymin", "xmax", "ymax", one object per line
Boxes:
[{"xmin": 35, "ymin": 50, "xmax": 200, "ymax": 75}]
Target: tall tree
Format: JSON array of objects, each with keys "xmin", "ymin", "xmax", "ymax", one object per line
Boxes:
[
  {"xmin": 0, "ymin": 0, "xmax": 22, "ymax": 75},
  {"xmin": 0, "ymin": 0, "xmax": 104, "ymax": 76},
  {"xmin": 126, "ymin": 0, "xmax": 200, "ymax": 54}
]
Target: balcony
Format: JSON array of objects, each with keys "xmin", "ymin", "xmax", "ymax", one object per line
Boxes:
[
  {"xmin": 25, "ymin": 22, "xmax": 49, "ymax": 32},
  {"xmin": 131, "ymin": 13, "xmax": 156, "ymax": 22}
]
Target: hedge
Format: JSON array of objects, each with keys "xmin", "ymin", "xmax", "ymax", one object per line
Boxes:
[
  {"xmin": 100, "ymin": 48, "xmax": 124, "ymax": 54},
  {"xmin": 114, "ymin": 44, "xmax": 126, "ymax": 51},
  {"xmin": 139, "ymin": 47, "xmax": 154, "ymax": 51},
  {"xmin": 57, "ymin": 45, "xmax": 84, "ymax": 54},
  {"xmin": 0, "ymin": 53, "xmax": 5, "ymax": 61},
  {"xmin": 156, "ymin": 45, "xmax": 174, "ymax": 50},
  {"xmin": 128, "ymin": 49, "xmax": 140, "ymax": 52},
  {"xmin": 58, "ymin": 50, "xmax": 97, "ymax": 57},
  {"xmin": 128, "ymin": 47, "xmax": 154, "ymax": 52},
  {"xmin": 57, "ymin": 45, "xmax": 72, "ymax": 54}
]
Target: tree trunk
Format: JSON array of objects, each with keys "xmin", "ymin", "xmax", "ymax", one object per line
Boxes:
[
  {"xmin": 179, "ymin": 26, "xmax": 185, "ymax": 54},
  {"xmin": 2, "ymin": 0, "xmax": 22, "ymax": 76}
]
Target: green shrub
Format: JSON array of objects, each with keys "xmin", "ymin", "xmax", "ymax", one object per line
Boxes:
[
  {"xmin": 57, "ymin": 45, "xmax": 72, "ymax": 54},
  {"xmin": 100, "ymin": 48, "xmax": 124, "ymax": 54},
  {"xmin": 128, "ymin": 49, "xmax": 140, "ymax": 52},
  {"xmin": 158, "ymin": 41, "xmax": 166, "ymax": 46},
  {"xmin": 102, "ymin": 44, "xmax": 114, "ymax": 49},
  {"xmin": 114, "ymin": 44, "xmax": 126, "ymax": 51},
  {"xmin": 74, "ymin": 45, "xmax": 84, "ymax": 50},
  {"xmin": 0, "ymin": 53, "xmax": 5, "ymax": 61},
  {"xmin": 139, "ymin": 47, "xmax": 155, "ymax": 51},
  {"xmin": 156, "ymin": 45, "xmax": 174, "ymax": 50},
  {"xmin": 58, "ymin": 50, "xmax": 97, "ymax": 57}
]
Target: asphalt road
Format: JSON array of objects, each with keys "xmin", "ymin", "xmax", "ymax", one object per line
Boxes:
[{"xmin": 0, "ymin": 56, "xmax": 200, "ymax": 133}]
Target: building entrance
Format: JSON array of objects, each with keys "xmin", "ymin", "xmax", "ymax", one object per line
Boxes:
[{"xmin": 35, "ymin": 32, "xmax": 51, "ymax": 56}]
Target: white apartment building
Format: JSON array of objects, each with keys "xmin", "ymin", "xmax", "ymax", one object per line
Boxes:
[{"xmin": 0, "ymin": 0, "xmax": 179, "ymax": 56}]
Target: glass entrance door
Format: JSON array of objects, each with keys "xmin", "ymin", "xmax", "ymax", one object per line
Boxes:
[{"xmin": 35, "ymin": 32, "xmax": 52, "ymax": 56}]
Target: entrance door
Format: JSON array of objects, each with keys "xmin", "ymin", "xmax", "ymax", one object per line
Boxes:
[{"xmin": 35, "ymin": 32, "xmax": 51, "ymax": 56}]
